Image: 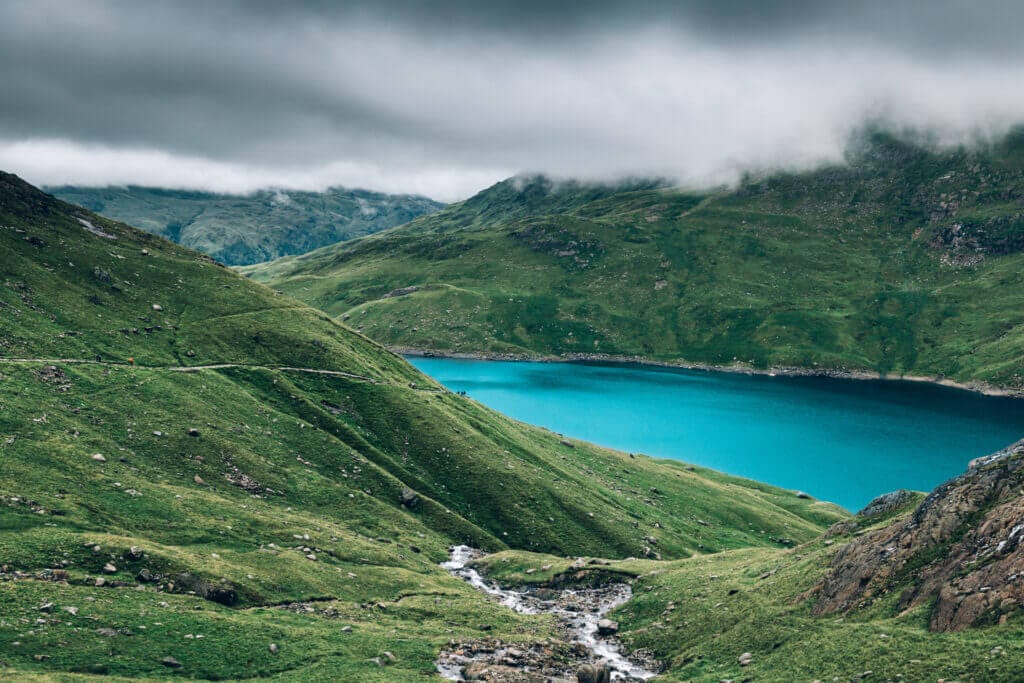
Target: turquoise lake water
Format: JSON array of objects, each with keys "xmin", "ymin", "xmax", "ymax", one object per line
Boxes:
[{"xmin": 407, "ymin": 357, "xmax": 1024, "ymax": 511}]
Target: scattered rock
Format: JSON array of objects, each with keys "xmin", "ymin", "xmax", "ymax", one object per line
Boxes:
[
  {"xmin": 268, "ymin": 643, "xmax": 279, "ymax": 654},
  {"xmin": 95, "ymin": 628, "xmax": 118, "ymax": 637},
  {"xmin": 560, "ymin": 439, "xmax": 575, "ymax": 448},
  {"xmin": 796, "ymin": 491, "xmax": 813, "ymax": 499},
  {"xmin": 102, "ymin": 563, "xmax": 117, "ymax": 574},
  {"xmin": 161, "ymin": 656, "xmax": 181, "ymax": 668},
  {"xmin": 126, "ymin": 546, "xmax": 144, "ymax": 561},
  {"xmin": 398, "ymin": 487, "xmax": 420, "ymax": 509},
  {"xmin": 64, "ymin": 606, "xmax": 79, "ymax": 616},
  {"xmin": 193, "ymin": 475, "xmax": 206, "ymax": 486},
  {"xmin": 91, "ymin": 453, "xmax": 106, "ymax": 462},
  {"xmin": 597, "ymin": 618, "xmax": 618, "ymax": 636},
  {"xmin": 187, "ymin": 428, "xmax": 200, "ymax": 437},
  {"xmin": 151, "ymin": 304, "xmax": 163, "ymax": 311},
  {"xmin": 738, "ymin": 652, "xmax": 753, "ymax": 666},
  {"xmin": 577, "ymin": 663, "xmax": 611, "ymax": 683},
  {"xmin": 137, "ymin": 568, "xmax": 155, "ymax": 583}
]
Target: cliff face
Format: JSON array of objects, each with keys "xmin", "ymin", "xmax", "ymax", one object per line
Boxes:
[{"xmin": 814, "ymin": 439, "xmax": 1024, "ymax": 631}]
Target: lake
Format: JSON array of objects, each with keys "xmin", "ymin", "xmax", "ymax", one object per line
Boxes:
[{"xmin": 407, "ymin": 357, "xmax": 1024, "ymax": 511}]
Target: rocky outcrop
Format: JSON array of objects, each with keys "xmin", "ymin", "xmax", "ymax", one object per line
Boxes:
[
  {"xmin": 856, "ymin": 489, "xmax": 916, "ymax": 520},
  {"xmin": 814, "ymin": 439, "xmax": 1024, "ymax": 631}
]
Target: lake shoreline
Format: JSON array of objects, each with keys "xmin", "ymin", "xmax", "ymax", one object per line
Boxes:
[{"xmin": 392, "ymin": 347, "xmax": 1024, "ymax": 399}]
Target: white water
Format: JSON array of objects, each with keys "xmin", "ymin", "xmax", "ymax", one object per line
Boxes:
[{"xmin": 438, "ymin": 545, "xmax": 658, "ymax": 681}]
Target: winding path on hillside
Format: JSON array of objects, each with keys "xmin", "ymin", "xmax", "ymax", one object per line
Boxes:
[{"xmin": 0, "ymin": 357, "xmax": 441, "ymax": 389}]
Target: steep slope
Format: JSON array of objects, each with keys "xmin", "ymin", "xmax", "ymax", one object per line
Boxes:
[
  {"xmin": 0, "ymin": 172, "xmax": 844, "ymax": 680},
  {"xmin": 50, "ymin": 185, "xmax": 444, "ymax": 265},
  {"xmin": 815, "ymin": 439, "xmax": 1024, "ymax": 631},
  {"xmin": 245, "ymin": 128, "xmax": 1024, "ymax": 391}
]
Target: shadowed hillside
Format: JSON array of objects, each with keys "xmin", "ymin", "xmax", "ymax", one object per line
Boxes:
[{"xmin": 50, "ymin": 185, "xmax": 444, "ymax": 265}]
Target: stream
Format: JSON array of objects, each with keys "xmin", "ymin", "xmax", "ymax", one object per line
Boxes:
[{"xmin": 436, "ymin": 546, "xmax": 660, "ymax": 681}]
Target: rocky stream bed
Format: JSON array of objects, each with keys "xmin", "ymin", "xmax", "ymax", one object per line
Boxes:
[{"xmin": 436, "ymin": 546, "xmax": 661, "ymax": 682}]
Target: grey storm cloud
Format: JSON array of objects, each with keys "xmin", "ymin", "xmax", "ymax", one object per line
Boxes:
[{"xmin": 1, "ymin": 0, "xmax": 1023, "ymax": 200}]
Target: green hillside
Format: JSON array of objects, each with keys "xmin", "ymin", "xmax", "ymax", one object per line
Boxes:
[
  {"xmin": 245, "ymin": 129, "xmax": 1024, "ymax": 391},
  {"xmin": 50, "ymin": 185, "xmax": 444, "ymax": 266},
  {"xmin": 0, "ymin": 172, "xmax": 849, "ymax": 680}
]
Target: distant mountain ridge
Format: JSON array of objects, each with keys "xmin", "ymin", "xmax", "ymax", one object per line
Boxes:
[{"xmin": 49, "ymin": 184, "xmax": 444, "ymax": 265}]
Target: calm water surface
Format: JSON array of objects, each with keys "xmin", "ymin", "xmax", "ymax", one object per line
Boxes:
[{"xmin": 408, "ymin": 357, "xmax": 1024, "ymax": 511}]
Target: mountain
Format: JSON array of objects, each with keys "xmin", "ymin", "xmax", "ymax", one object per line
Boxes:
[
  {"xmin": 0, "ymin": 172, "xmax": 845, "ymax": 680},
  {"xmin": 49, "ymin": 185, "xmax": 444, "ymax": 266},
  {"xmin": 244, "ymin": 128, "xmax": 1024, "ymax": 391}
]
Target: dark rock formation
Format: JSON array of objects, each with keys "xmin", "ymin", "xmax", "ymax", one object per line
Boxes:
[{"xmin": 814, "ymin": 440, "xmax": 1024, "ymax": 631}]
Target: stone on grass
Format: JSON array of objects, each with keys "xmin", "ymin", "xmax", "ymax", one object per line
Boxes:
[
  {"xmin": 161, "ymin": 656, "xmax": 181, "ymax": 668},
  {"xmin": 91, "ymin": 453, "xmax": 106, "ymax": 462},
  {"xmin": 738, "ymin": 652, "xmax": 753, "ymax": 666},
  {"xmin": 398, "ymin": 487, "xmax": 420, "ymax": 509}
]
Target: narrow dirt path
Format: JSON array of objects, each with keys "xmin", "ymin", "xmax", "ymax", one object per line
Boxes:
[{"xmin": 0, "ymin": 357, "xmax": 398, "ymax": 386}]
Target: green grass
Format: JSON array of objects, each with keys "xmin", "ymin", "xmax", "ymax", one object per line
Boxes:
[
  {"xmin": 245, "ymin": 128, "xmax": 1024, "ymax": 390},
  {"xmin": 0, "ymin": 171, "xmax": 851, "ymax": 679},
  {"xmin": 468, "ymin": 523, "xmax": 1024, "ymax": 682}
]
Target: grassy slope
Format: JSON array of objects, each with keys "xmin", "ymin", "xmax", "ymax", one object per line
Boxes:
[
  {"xmin": 473, "ymin": 493, "xmax": 1024, "ymax": 683},
  {"xmin": 245, "ymin": 130, "xmax": 1024, "ymax": 389},
  {"xmin": 0, "ymin": 172, "xmax": 844, "ymax": 680},
  {"xmin": 50, "ymin": 185, "xmax": 444, "ymax": 266}
]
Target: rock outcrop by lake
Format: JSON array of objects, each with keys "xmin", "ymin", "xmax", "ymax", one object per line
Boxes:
[{"xmin": 814, "ymin": 439, "xmax": 1024, "ymax": 631}]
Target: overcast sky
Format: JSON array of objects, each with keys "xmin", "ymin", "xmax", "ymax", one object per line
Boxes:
[{"xmin": 2, "ymin": 1, "xmax": 1023, "ymax": 201}]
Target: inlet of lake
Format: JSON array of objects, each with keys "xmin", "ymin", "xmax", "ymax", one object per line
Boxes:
[{"xmin": 407, "ymin": 357, "xmax": 1024, "ymax": 511}]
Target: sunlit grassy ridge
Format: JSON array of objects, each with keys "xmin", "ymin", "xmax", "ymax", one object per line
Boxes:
[
  {"xmin": 246, "ymin": 129, "xmax": 1024, "ymax": 390},
  {"xmin": 0, "ymin": 172, "xmax": 844, "ymax": 679}
]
